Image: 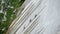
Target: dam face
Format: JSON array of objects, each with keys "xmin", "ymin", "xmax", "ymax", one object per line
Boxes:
[{"xmin": 7, "ymin": 0, "xmax": 60, "ymax": 34}]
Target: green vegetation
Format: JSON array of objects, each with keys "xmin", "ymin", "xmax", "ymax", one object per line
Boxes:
[{"xmin": 0, "ymin": 0, "xmax": 25, "ymax": 34}]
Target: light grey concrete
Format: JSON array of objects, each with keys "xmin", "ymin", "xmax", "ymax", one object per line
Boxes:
[{"xmin": 7, "ymin": 0, "xmax": 60, "ymax": 34}]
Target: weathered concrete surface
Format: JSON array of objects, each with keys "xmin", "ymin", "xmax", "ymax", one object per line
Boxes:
[{"xmin": 7, "ymin": 0, "xmax": 60, "ymax": 34}]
